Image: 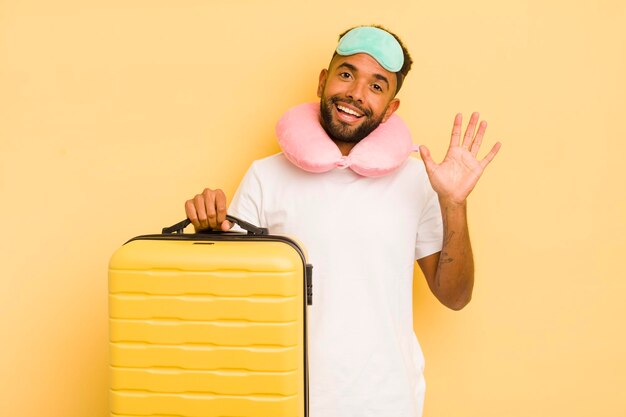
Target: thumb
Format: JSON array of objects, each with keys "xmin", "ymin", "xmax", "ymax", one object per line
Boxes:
[
  {"xmin": 419, "ymin": 145, "xmax": 436, "ymax": 172},
  {"xmin": 220, "ymin": 220, "xmax": 234, "ymax": 231}
]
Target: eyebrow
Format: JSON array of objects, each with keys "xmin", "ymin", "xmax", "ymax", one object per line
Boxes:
[{"xmin": 337, "ymin": 62, "xmax": 390, "ymax": 90}]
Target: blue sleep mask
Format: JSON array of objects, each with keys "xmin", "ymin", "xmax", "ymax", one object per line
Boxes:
[{"xmin": 335, "ymin": 26, "xmax": 404, "ymax": 72}]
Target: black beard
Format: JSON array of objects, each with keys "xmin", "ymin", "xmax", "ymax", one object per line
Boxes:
[{"xmin": 319, "ymin": 97, "xmax": 386, "ymax": 144}]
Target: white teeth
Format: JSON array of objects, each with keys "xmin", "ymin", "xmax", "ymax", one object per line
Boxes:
[{"xmin": 337, "ymin": 105, "xmax": 362, "ymax": 117}]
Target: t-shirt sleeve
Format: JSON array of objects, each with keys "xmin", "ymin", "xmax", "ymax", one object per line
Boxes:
[
  {"xmin": 414, "ymin": 185, "xmax": 443, "ymax": 260},
  {"xmin": 228, "ymin": 163, "xmax": 263, "ymax": 227}
]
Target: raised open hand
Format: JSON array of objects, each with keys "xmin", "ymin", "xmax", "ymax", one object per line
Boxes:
[{"xmin": 419, "ymin": 112, "xmax": 501, "ymax": 204}]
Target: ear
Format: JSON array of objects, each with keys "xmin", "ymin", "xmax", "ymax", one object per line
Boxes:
[
  {"xmin": 317, "ymin": 69, "xmax": 328, "ymax": 98},
  {"xmin": 381, "ymin": 98, "xmax": 400, "ymax": 123}
]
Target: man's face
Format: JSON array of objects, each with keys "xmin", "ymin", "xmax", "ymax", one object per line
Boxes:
[{"xmin": 317, "ymin": 53, "xmax": 400, "ymax": 143}]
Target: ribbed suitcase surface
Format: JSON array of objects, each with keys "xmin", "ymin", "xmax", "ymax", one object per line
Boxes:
[{"xmin": 109, "ymin": 233, "xmax": 310, "ymax": 417}]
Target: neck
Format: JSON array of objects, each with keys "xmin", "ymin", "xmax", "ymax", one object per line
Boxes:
[{"xmin": 335, "ymin": 141, "xmax": 357, "ymax": 156}]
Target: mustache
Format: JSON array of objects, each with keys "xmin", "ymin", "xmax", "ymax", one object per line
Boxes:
[{"xmin": 330, "ymin": 97, "xmax": 372, "ymax": 117}]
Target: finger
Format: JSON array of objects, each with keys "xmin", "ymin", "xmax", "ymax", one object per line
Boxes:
[
  {"xmin": 215, "ymin": 189, "xmax": 228, "ymax": 227},
  {"xmin": 461, "ymin": 112, "xmax": 479, "ymax": 149},
  {"xmin": 193, "ymin": 194, "xmax": 208, "ymax": 230},
  {"xmin": 203, "ymin": 189, "xmax": 218, "ymax": 229},
  {"xmin": 480, "ymin": 142, "xmax": 502, "ymax": 169},
  {"xmin": 470, "ymin": 120, "xmax": 488, "ymax": 157},
  {"xmin": 185, "ymin": 199, "xmax": 201, "ymax": 231},
  {"xmin": 449, "ymin": 113, "xmax": 463, "ymax": 147}
]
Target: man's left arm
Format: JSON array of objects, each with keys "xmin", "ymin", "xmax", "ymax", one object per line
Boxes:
[{"xmin": 417, "ymin": 112, "xmax": 501, "ymax": 310}]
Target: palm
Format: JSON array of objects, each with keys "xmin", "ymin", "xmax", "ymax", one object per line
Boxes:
[{"xmin": 420, "ymin": 113, "xmax": 501, "ymax": 204}]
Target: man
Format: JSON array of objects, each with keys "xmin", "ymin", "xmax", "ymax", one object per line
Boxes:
[{"xmin": 185, "ymin": 25, "xmax": 500, "ymax": 417}]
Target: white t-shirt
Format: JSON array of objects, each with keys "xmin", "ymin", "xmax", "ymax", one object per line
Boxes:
[{"xmin": 229, "ymin": 153, "xmax": 443, "ymax": 417}]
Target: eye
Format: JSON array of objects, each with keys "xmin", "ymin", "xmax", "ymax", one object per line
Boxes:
[
  {"xmin": 372, "ymin": 83, "xmax": 383, "ymax": 92},
  {"xmin": 339, "ymin": 72, "xmax": 352, "ymax": 79}
]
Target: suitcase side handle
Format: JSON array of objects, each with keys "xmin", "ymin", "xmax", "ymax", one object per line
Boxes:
[{"xmin": 162, "ymin": 216, "xmax": 268, "ymax": 236}]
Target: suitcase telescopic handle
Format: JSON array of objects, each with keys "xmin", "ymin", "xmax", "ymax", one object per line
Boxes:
[{"xmin": 162, "ymin": 216, "xmax": 268, "ymax": 236}]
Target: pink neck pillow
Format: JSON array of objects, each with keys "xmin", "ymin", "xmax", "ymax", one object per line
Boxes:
[{"xmin": 276, "ymin": 102, "xmax": 419, "ymax": 177}]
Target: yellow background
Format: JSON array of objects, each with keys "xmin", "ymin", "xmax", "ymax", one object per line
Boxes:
[{"xmin": 1, "ymin": 0, "xmax": 625, "ymax": 416}]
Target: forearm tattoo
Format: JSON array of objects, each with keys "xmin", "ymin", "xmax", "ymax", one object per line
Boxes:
[{"xmin": 439, "ymin": 207, "xmax": 455, "ymax": 265}]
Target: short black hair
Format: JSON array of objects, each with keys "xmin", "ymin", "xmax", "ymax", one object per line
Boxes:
[{"xmin": 335, "ymin": 25, "xmax": 413, "ymax": 94}]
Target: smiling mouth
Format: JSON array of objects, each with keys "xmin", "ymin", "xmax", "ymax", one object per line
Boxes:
[{"xmin": 336, "ymin": 104, "xmax": 364, "ymax": 118}]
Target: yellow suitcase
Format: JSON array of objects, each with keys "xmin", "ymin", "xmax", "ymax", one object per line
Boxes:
[{"xmin": 108, "ymin": 217, "xmax": 312, "ymax": 417}]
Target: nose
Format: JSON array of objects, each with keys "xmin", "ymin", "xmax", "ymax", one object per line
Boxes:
[{"xmin": 346, "ymin": 80, "xmax": 367, "ymax": 103}]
